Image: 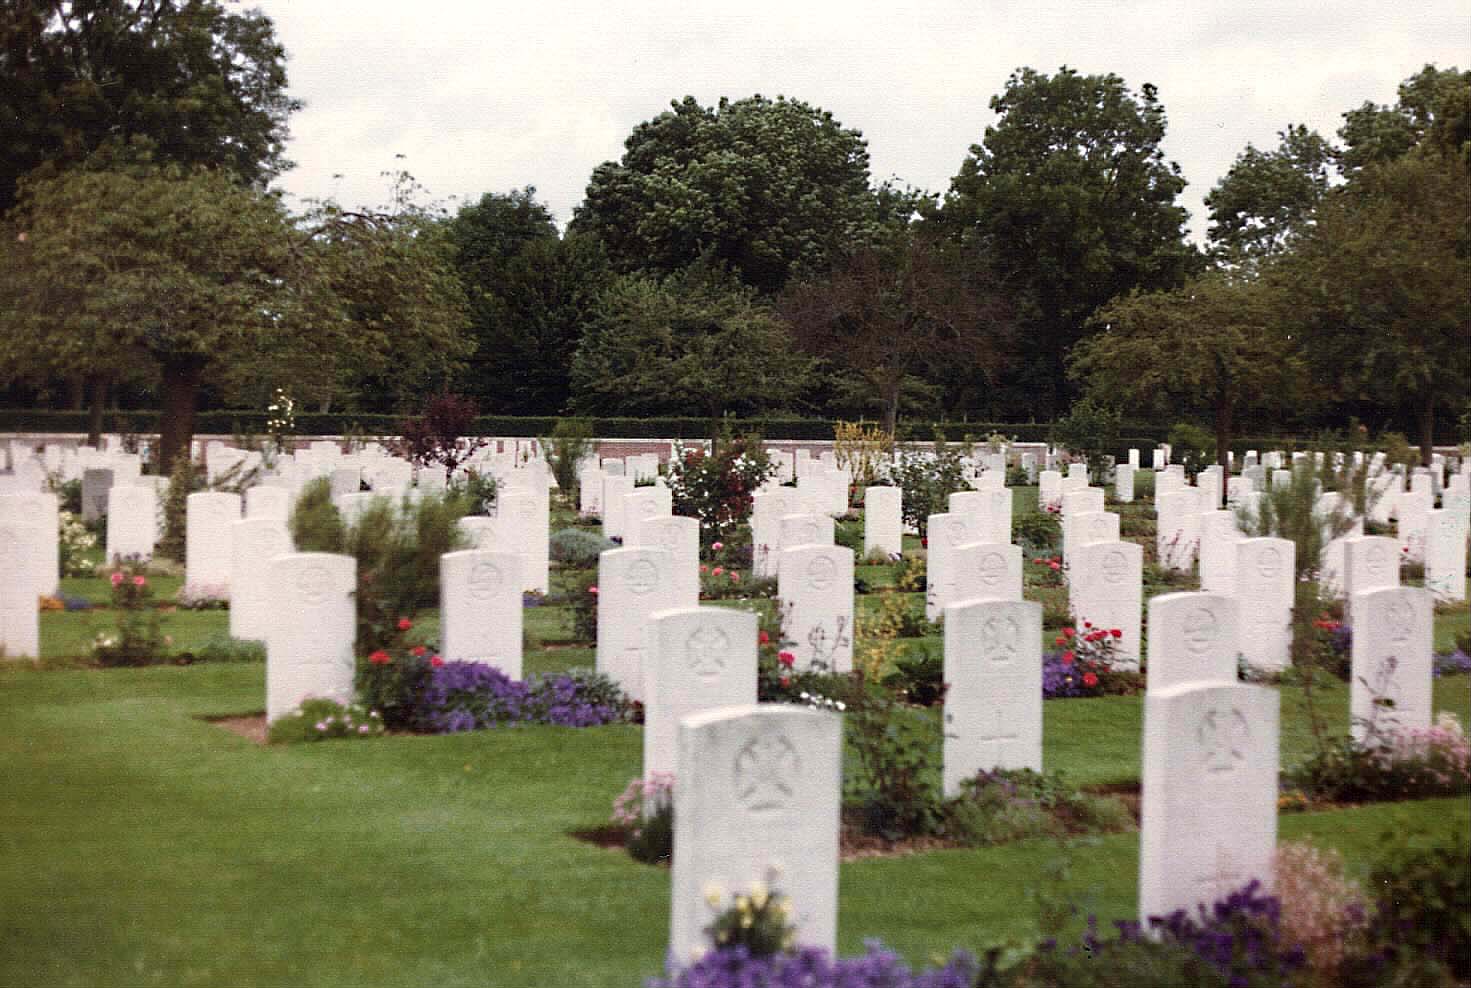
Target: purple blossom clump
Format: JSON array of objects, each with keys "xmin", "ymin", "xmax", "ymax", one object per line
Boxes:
[
  {"xmin": 1433, "ymin": 650, "xmax": 1471, "ymax": 677},
  {"xmin": 647, "ymin": 942, "xmax": 983, "ymax": 988},
  {"xmin": 1042, "ymin": 650, "xmax": 1089, "ymax": 698},
  {"xmin": 419, "ymin": 662, "xmax": 628, "ymax": 732},
  {"xmin": 1145, "ymin": 880, "xmax": 1306, "ymax": 987}
]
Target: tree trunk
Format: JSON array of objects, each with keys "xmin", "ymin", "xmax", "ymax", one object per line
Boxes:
[
  {"xmin": 85, "ymin": 374, "xmax": 106, "ymax": 448},
  {"xmin": 157, "ymin": 356, "xmax": 205, "ymax": 475},
  {"xmin": 1416, "ymin": 393, "xmax": 1434, "ymax": 468},
  {"xmin": 881, "ymin": 382, "xmax": 900, "ymax": 438},
  {"xmin": 1214, "ymin": 385, "xmax": 1232, "ymax": 505},
  {"xmin": 66, "ymin": 377, "xmax": 86, "ymax": 411}
]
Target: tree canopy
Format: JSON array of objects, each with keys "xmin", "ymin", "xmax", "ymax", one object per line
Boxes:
[
  {"xmin": 570, "ymin": 94, "xmax": 880, "ymax": 293},
  {"xmin": 0, "ymin": 166, "xmax": 470, "ymax": 468},
  {"xmin": 1205, "ymin": 124, "xmax": 1336, "ymax": 268},
  {"xmin": 0, "ymin": 0, "xmax": 299, "ymax": 214},
  {"xmin": 932, "ymin": 66, "xmax": 1199, "ymax": 417}
]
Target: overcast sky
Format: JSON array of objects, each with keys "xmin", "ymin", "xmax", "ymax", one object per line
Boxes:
[{"xmin": 255, "ymin": 1, "xmax": 1469, "ymax": 243}]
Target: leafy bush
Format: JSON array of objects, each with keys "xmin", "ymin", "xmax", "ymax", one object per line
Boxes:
[
  {"xmin": 92, "ymin": 561, "xmax": 165, "ymax": 667},
  {"xmin": 449, "ymin": 469, "xmax": 497, "ymax": 515},
  {"xmin": 880, "ymin": 646, "xmax": 944, "ymax": 706},
  {"xmin": 58, "ymin": 509, "xmax": 97, "ymax": 575},
  {"xmin": 418, "ymin": 662, "xmax": 631, "ymax": 731},
  {"xmin": 1286, "ymin": 713, "xmax": 1471, "ymax": 803},
  {"xmin": 53, "ymin": 477, "xmax": 83, "ymax": 515},
  {"xmin": 156, "ymin": 453, "xmax": 201, "ymax": 562},
  {"xmin": 1050, "ymin": 397, "xmax": 1120, "ymax": 482},
  {"xmin": 844, "ymin": 676, "xmax": 943, "ymax": 839},
  {"xmin": 176, "ymin": 633, "xmax": 265, "ymax": 664},
  {"xmin": 1167, "ymin": 422, "xmax": 1216, "ymax": 478},
  {"xmin": 881, "ymin": 431, "xmax": 971, "ymax": 538},
  {"xmin": 267, "ymin": 698, "xmax": 385, "ymax": 744},
  {"xmin": 611, "ymin": 773, "xmax": 674, "ymax": 865},
  {"xmin": 390, "ymin": 391, "xmax": 489, "ymax": 483},
  {"xmin": 549, "ymin": 527, "xmax": 614, "ymax": 568},
  {"xmin": 833, "ymin": 420, "xmax": 894, "ymax": 488},
  {"xmin": 1353, "ymin": 836, "xmax": 1471, "ymax": 983},
  {"xmin": 1273, "ymin": 842, "xmax": 1370, "ymax": 979},
  {"xmin": 1013, "ymin": 509, "xmax": 1062, "ymax": 554},
  {"xmin": 356, "ymin": 638, "xmax": 435, "ymax": 731},
  {"xmin": 944, "ymin": 769, "xmax": 1132, "ymax": 847},
  {"xmin": 567, "ymin": 570, "xmax": 599, "ymax": 643},
  {"xmin": 539, "ymin": 417, "xmax": 595, "ymax": 493},
  {"xmin": 1043, "ymin": 624, "xmax": 1137, "ymax": 698},
  {"xmin": 289, "ymin": 477, "xmax": 346, "ymax": 553},
  {"xmin": 665, "ymin": 434, "xmax": 776, "ymax": 547}
]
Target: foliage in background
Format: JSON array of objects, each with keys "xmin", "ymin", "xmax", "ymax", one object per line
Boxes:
[
  {"xmin": 391, "ymin": 391, "xmax": 489, "ymax": 483},
  {"xmin": 58, "ymin": 510, "xmax": 97, "ymax": 576},
  {"xmin": 155, "ymin": 453, "xmax": 198, "ymax": 562},
  {"xmin": 539, "ymin": 418, "xmax": 594, "ymax": 493},
  {"xmin": 666, "ymin": 434, "xmax": 776, "ymax": 546},
  {"xmin": 610, "ymin": 774, "xmax": 675, "ymax": 866},
  {"xmin": 347, "ymin": 495, "xmax": 468, "ymax": 653},
  {"xmin": 833, "ymin": 421, "xmax": 895, "ymax": 488},
  {"xmin": 549, "ymin": 528, "xmax": 615, "ymax": 568},
  {"xmin": 1166, "ymin": 422, "xmax": 1216, "ymax": 479},
  {"xmin": 1049, "ymin": 397, "xmax": 1120, "ymax": 483},
  {"xmin": 882, "ymin": 430, "xmax": 972, "ymax": 537},
  {"xmin": 945, "ymin": 769, "xmax": 1132, "ymax": 847}
]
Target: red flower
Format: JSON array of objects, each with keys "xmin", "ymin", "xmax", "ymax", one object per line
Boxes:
[
  {"xmin": 921, "ymin": 537, "xmax": 928, "ymax": 548},
  {"xmin": 1082, "ymin": 672, "xmax": 1099, "ymax": 688},
  {"xmin": 758, "ymin": 630, "xmax": 770, "ymax": 645},
  {"xmin": 1110, "ymin": 629, "xmax": 1123, "ymax": 639},
  {"xmin": 1049, "ymin": 562, "xmax": 1061, "ymax": 571},
  {"xmin": 1062, "ymin": 627, "xmax": 1075, "ymax": 639},
  {"xmin": 778, "ymin": 651, "xmax": 795, "ymax": 668},
  {"xmin": 429, "ymin": 655, "xmax": 444, "ymax": 668},
  {"xmin": 368, "ymin": 650, "xmax": 391, "ymax": 665},
  {"xmin": 1061, "ymin": 651, "xmax": 1075, "ymax": 666},
  {"xmin": 396, "ymin": 618, "xmax": 413, "ymax": 631},
  {"xmin": 1054, "ymin": 636, "xmax": 1066, "ymax": 646},
  {"xmin": 779, "ymin": 676, "xmax": 790, "ymax": 688},
  {"xmin": 411, "ymin": 645, "xmax": 427, "ymax": 657},
  {"xmin": 1083, "ymin": 621, "xmax": 1092, "ymax": 628},
  {"xmin": 588, "ymin": 585, "xmax": 599, "ymax": 595},
  {"xmin": 712, "ymin": 566, "xmax": 724, "ymax": 576}
]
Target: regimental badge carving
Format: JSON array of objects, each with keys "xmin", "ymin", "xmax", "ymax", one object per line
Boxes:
[
  {"xmin": 1256, "ymin": 547, "xmax": 1282, "ymax": 579},
  {"xmin": 1366, "ymin": 544, "xmax": 1390, "ymax": 576},
  {"xmin": 627, "ymin": 558, "xmax": 659, "ymax": 595},
  {"xmin": 1102, "ymin": 550, "xmax": 1127, "ymax": 584},
  {"xmin": 1090, "ymin": 517, "xmax": 1112, "ymax": 541},
  {"xmin": 797, "ymin": 522, "xmax": 819, "ymax": 544},
  {"xmin": 1183, "ymin": 607, "xmax": 1220, "ymax": 655},
  {"xmin": 297, "ymin": 564, "xmax": 333, "ymax": 604},
  {"xmin": 686, "ymin": 625, "xmax": 729, "ymax": 678},
  {"xmin": 1385, "ymin": 598, "xmax": 1415, "ymax": 642},
  {"xmin": 1198, "ymin": 707, "xmax": 1250, "ymax": 774},
  {"xmin": 468, "ymin": 560, "xmax": 501, "ymax": 600},
  {"xmin": 979, "ymin": 552, "xmax": 1006, "ymax": 587},
  {"xmin": 639, "ymin": 500, "xmax": 658, "ymax": 518},
  {"xmin": 979, "ymin": 616, "xmax": 1020, "ymax": 665},
  {"xmin": 946, "ymin": 519, "xmax": 969, "ymax": 546},
  {"xmin": 806, "ymin": 555, "xmax": 837, "ymax": 591},
  {"xmin": 733, "ymin": 733, "xmax": 799, "ymax": 813}
]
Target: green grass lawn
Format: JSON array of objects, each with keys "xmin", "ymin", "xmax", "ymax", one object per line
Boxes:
[{"xmin": 2, "ymin": 654, "xmax": 1467, "ymax": 987}]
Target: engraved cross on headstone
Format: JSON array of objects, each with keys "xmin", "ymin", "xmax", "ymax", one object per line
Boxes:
[{"xmin": 976, "ymin": 705, "xmax": 1019, "ymax": 764}]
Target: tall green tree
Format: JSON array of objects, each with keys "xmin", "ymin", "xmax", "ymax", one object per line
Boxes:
[
  {"xmin": 933, "ymin": 66, "xmax": 1199, "ymax": 416},
  {"xmin": 1205, "ymin": 124, "xmax": 1336, "ymax": 268},
  {"xmin": 1338, "ymin": 64, "xmax": 1471, "ymax": 175},
  {"xmin": 0, "ymin": 166, "xmax": 470, "ymax": 470},
  {"xmin": 568, "ymin": 264, "xmax": 807, "ymax": 434},
  {"xmin": 779, "ymin": 236, "xmax": 1013, "ymax": 436},
  {"xmin": 1071, "ymin": 272, "xmax": 1303, "ymax": 496},
  {"xmin": 445, "ymin": 188, "xmax": 611, "ymax": 414},
  {"xmin": 0, "ymin": 0, "xmax": 299, "ymax": 214},
  {"xmin": 570, "ymin": 94, "xmax": 879, "ymax": 293}
]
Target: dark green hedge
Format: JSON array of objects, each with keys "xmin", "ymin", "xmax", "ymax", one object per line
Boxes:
[{"xmin": 0, "ymin": 408, "xmax": 1394, "ymax": 450}]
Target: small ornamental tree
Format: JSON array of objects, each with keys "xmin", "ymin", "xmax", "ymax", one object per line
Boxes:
[{"xmin": 391, "ymin": 392, "xmax": 488, "ymax": 482}]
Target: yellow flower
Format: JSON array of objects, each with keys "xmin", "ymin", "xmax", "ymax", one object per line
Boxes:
[
  {"xmin": 703, "ymin": 883, "xmax": 723, "ymax": 909},
  {"xmin": 749, "ymin": 881, "xmax": 768, "ymax": 909}
]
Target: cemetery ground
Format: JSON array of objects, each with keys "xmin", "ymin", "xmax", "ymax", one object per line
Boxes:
[{"xmin": 3, "ymin": 488, "xmax": 1469, "ymax": 986}]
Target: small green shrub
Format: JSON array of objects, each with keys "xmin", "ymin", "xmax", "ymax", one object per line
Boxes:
[
  {"xmin": 881, "ymin": 646, "xmax": 944, "ymax": 705},
  {"xmin": 1013, "ymin": 509, "xmax": 1062, "ymax": 553},
  {"xmin": 289, "ymin": 477, "xmax": 346, "ymax": 553},
  {"xmin": 179, "ymin": 633, "xmax": 265, "ymax": 664},
  {"xmin": 539, "ymin": 418, "xmax": 595, "ymax": 493},
  {"xmin": 611, "ymin": 773, "xmax": 675, "ymax": 865},
  {"xmin": 550, "ymin": 527, "xmax": 614, "ymax": 568},
  {"xmin": 944, "ymin": 769, "xmax": 1134, "ymax": 847},
  {"xmin": 356, "ymin": 641, "xmax": 434, "ymax": 731},
  {"xmin": 1167, "ymin": 422, "xmax": 1216, "ymax": 478},
  {"xmin": 844, "ymin": 677, "xmax": 943, "ymax": 839},
  {"xmin": 1050, "ymin": 397, "xmax": 1121, "ymax": 482},
  {"xmin": 267, "ymin": 698, "xmax": 385, "ymax": 744},
  {"xmin": 92, "ymin": 561, "xmax": 165, "ymax": 667},
  {"xmin": 1350, "ymin": 836, "xmax": 1471, "ymax": 983}
]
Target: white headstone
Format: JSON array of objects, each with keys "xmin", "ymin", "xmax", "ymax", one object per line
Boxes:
[
  {"xmin": 1424, "ymin": 510, "xmax": 1467, "ymax": 603},
  {"xmin": 1139, "ymin": 683, "xmax": 1278, "ymax": 923},
  {"xmin": 1156, "ymin": 489, "xmax": 1203, "ymax": 571},
  {"xmin": 642, "ymin": 607, "xmax": 758, "ymax": 780},
  {"xmin": 1396, "ymin": 488, "xmax": 1432, "ymax": 562},
  {"xmin": 925, "ymin": 513, "xmax": 973, "ymax": 621},
  {"xmin": 1146, "ymin": 592, "xmax": 1240, "ymax": 692},
  {"xmin": 245, "ymin": 485, "xmax": 291, "ymax": 521},
  {"xmin": 670, "ymin": 705, "xmax": 841, "ymax": 962},
  {"xmin": 751, "ymin": 488, "xmax": 804, "ymax": 578},
  {"xmin": 1116, "ymin": 463, "xmax": 1135, "ymax": 503},
  {"xmin": 602, "ymin": 475, "xmax": 633, "ymax": 542},
  {"xmin": 185, "ymin": 492, "xmax": 240, "ymax": 593},
  {"xmin": 229, "ymin": 518, "xmax": 292, "ymax": 641},
  {"xmin": 1071, "ymin": 541, "xmax": 1143, "ymax": 668},
  {"xmin": 578, "ymin": 465, "xmax": 604, "ymax": 517},
  {"xmin": 778, "ymin": 545, "xmax": 854, "ymax": 672},
  {"xmin": 0, "ymin": 492, "xmax": 59, "ymax": 597},
  {"xmin": 1350, "ymin": 586, "xmax": 1433, "ymax": 745},
  {"xmin": 862, "ymin": 486, "xmax": 902, "ymax": 561},
  {"xmin": 1198, "ymin": 510, "xmax": 1243, "ymax": 595},
  {"xmin": 943, "ymin": 598, "xmax": 1043, "ymax": 793},
  {"xmin": 640, "ymin": 515, "xmax": 701, "ymax": 607},
  {"xmin": 1234, "ymin": 538, "xmax": 1295, "ymax": 674},
  {"xmin": 0, "ymin": 518, "xmax": 41, "ymax": 658},
  {"xmin": 624, "ymin": 486, "xmax": 674, "ymax": 548},
  {"xmin": 596, "ymin": 547, "xmax": 680, "ymax": 701},
  {"xmin": 265, "ymin": 553, "xmax": 356, "ymax": 722},
  {"xmin": 1343, "ymin": 535, "xmax": 1400, "ymax": 626},
  {"xmin": 953, "ymin": 542, "xmax": 1023, "ymax": 603},
  {"xmin": 440, "ymin": 550, "xmax": 523, "ymax": 678},
  {"xmin": 1038, "ymin": 470, "xmax": 1062, "ymax": 510},
  {"xmin": 104, "ymin": 484, "xmax": 156, "ymax": 563}
]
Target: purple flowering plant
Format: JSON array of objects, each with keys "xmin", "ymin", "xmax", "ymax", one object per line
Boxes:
[{"xmin": 419, "ymin": 661, "xmax": 630, "ymax": 732}]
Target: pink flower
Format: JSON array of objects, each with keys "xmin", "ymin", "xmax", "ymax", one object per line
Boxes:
[
  {"xmin": 110, "ymin": 572, "xmax": 123, "ymax": 587},
  {"xmin": 712, "ymin": 566, "xmax": 724, "ymax": 576},
  {"xmin": 700, "ymin": 564, "xmax": 708, "ymax": 574},
  {"xmin": 430, "ymin": 655, "xmax": 444, "ymax": 668},
  {"xmin": 730, "ymin": 572, "xmax": 740, "ymax": 583},
  {"xmin": 588, "ymin": 585, "xmax": 599, "ymax": 595},
  {"xmin": 132, "ymin": 575, "xmax": 146, "ymax": 587},
  {"xmin": 778, "ymin": 651, "xmax": 795, "ymax": 668},
  {"xmin": 712, "ymin": 541, "xmax": 724, "ymax": 551},
  {"xmin": 758, "ymin": 630, "xmax": 770, "ymax": 645}
]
